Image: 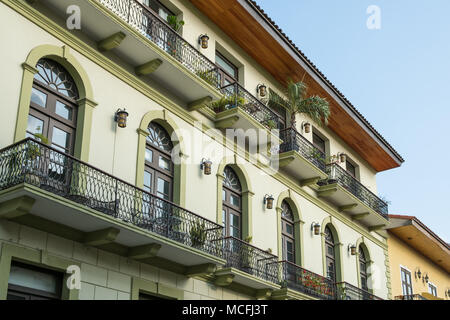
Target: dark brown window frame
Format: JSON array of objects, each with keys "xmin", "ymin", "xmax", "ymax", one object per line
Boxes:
[
  {"xmin": 359, "ymin": 247, "xmax": 368, "ymax": 291},
  {"xmin": 281, "ymin": 200, "xmax": 295, "ymax": 263},
  {"xmin": 7, "ymin": 261, "xmax": 63, "ymax": 300},
  {"xmin": 312, "ymin": 131, "xmax": 326, "ymax": 154},
  {"xmin": 401, "ymin": 267, "xmax": 413, "ymax": 296},
  {"xmin": 222, "ymin": 167, "xmax": 242, "ymax": 239},
  {"xmin": 325, "ymin": 226, "xmax": 337, "ymax": 282},
  {"xmin": 215, "ymin": 51, "xmax": 239, "ymax": 87}
]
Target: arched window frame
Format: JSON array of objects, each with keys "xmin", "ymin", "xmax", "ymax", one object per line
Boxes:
[
  {"xmin": 355, "ymin": 240, "xmax": 373, "ymax": 293},
  {"xmin": 27, "ymin": 58, "xmax": 80, "ymax": 155},
  {"xmin": 222, "ymin": 166, "xmax": 242, "ymax": 238},
  {"xmin": 320, "ymin": 218, "xmax": 343, "ymax": 283},
  {"xmin": 16, "ymin": 45, "xmax": 97, "ymax": 161},
  {"xmin": 281, "ymin": 200, "xmax": 296, "ymax": 263},
  {"xmin": 143, "ymin": 122, "xmax": 174, "ymax": 201}
]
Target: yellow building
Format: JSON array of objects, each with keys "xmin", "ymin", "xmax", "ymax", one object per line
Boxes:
[{"xmin": 386, "ymin": 215, "xmax": 450, "ymax": 300}]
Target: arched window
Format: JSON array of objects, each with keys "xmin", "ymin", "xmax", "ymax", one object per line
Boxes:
[
  {"xmin": 143, "ymin": 122, "xmax": 174, "ymax": 201},
  {"xmin": 325, "ymin": 226, "xmax": 336, "ymax": 282},
  {"xmin": 27, "ymin": 59, "xmax": 79, "ymax": 154},
  {"xmin": 359, "ymin": 247, "xmax": 368, "ymax": 291},
  {"xmin": 281, "ymin": 200, "xmax": 295, "ymax": 263},
  {"xmin": 222, "ymin": 166, "xmax": 242, "ymax": 238}
]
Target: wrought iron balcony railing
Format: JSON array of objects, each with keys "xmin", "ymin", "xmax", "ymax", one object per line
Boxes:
[
  {"xmin": 335, "ymin": 282, "xmax": 383, "ymax": 300},
  {"xmin": 208, "ymin": 83, "xmax": 281, "ymax": 131},
  {"xmin": 279, "ymin": 128, "xmax": 326, "ymax": 172},
  {"xmin": 394, "ymin": 294, "xmax": 428, "ymax": 300},
  {"xmin": 273, "ymin": 261, "xmax": 336, "ymax": 300},
  {"xmin": 97, "ymin": 0, "xmax": 219, "ymax": 87},
  {"xmin": 322, "ymin": 163, "xmax": 389, "ymax": 219},
  {"xmin": 0, "ymin": 139, "xmax": 224, "ymax": 258},
  {"xmin": 220, "ymin": 237, "xmax": 279, "ymax": 283}
]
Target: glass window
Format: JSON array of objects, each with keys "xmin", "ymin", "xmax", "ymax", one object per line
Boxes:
[
  {"xmin": 145, "ymin": 148, "xmax": 153, "ymax": 163},
  {"xmin": 346, "ymin": 160, "xmax": 357, "ymax": 178},
  {"xmin": 144, "ymin": 0, "xmax": 174, "ymax": 19},
  {"xmin": 222, "ymin": 166, "xmax": 242, "ymax": 239},
  {"xmin": 401, "ymin": 268, "xmax": 413, "ymax": 296},
  {"xmin": 31, "ymin": 87, "xmax": 47, "ymax": 108},
  {"xmin": 55, "ymin": 101, "xmax": 73, "ymax": 120},
  {"xmin": 26, "ymin": 115, "xmax": 44, "ymax": 137},
  {"xmin": 428, "ymin": 284, "xmax": 437, "ymax": 296},
  {"xmin": 7, "ymin": 262, "xmax": 62, "ymax": 300},
  {"xmin": 159, "ymin": 156, "xmax": 171, "ymax": 171},
  {"xmin": 216, "ymin": 52, "xmax": 238, "ymax": 87},
  {"xmin": 281, "ymin": 200, "xmax": 296, "ymax": 263},
  {"xmin": 157, "ymin": 178, "xmax": 170, "ymax": 200},
  {"xmin": 313, "ymin": 132, "xmax": 326, "ymax": 154}
]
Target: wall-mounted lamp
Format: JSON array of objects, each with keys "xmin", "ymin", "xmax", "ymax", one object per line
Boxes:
[
  {"xmin": 257, "ymin": 84, "xmax": 267, "ymax": 98},
  {"xmin": 338, "ymin": 152, "xmax": 347, "ymax": 163},
  {"xmin": 423, "ymin": 273, "xmax": 429, "ymax": 284},
  {"xmin": 115, "ymin": 108, "xmax": 129, "ymax": 128},
  {"xmin": 302, "ymin": 121, "xmax": 311, "ymax": 134},
  {"xmin": 264, "ymin": 194, "xmax": 274, "ymax": 209},
  {"xmin": 414, "ymin": 268, "xmax": 422, "ymax": 279},
  {"xmin": 198, "ymin": 34, "xmax": 209, "ymax": 49},
  {"xmin": 348, "ymin": 244, "xmax": 356, "ymax": 256},
  {"xmin": 200, "ymin": 158, "xmax": 212, "ymax": 175},
  {"xmin": 311, "ymin": 222, "xmax": 320, "ymax": 236}
]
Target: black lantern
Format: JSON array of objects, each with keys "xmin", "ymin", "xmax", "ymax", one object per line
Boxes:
[
  {"xmin": 349, "ymin": 244, "xmax": 356, "ymax": 256},
  {"xmin": 200, "ymin": 158, "xmax": 212, "ymax": 175},
  {"xmin": 415, "ymin": 268, "xmax": 422, "ymax": 279},
  {"xmin": 264, "ymin": 195, "xmax": 274, "ymax": 209},
  {"xmin": 311, "ymin": 222, "xmax": 320, "ymax": 236},
  {"xmin": 257, "ymin": 84, "xmax": 267, "ymax": 98},
  {"xmin": 339, "ymin": 153, "xmax": 347, "ymax": 163},
  {"xmin": 423, "ymin": 274, "xmax": 429, "ymax": 284},
  {"xmin": 199, "ymin": 34, "xmax": 209, "ymax": 49},
  {"xmin": 303, "ymin": 122, "xmax": 311, "ymax": 134},
  {"xmin": 115, "ymin": 109, "xmax": 129, "ymax": 128}
]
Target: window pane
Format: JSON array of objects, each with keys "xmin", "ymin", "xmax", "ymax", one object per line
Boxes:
[
  {"xmin": 51, "ymin": 127, "xmax": 70, "ymax": 151},
  {"xmin": 231, "ymin": 227, "xmax": 240, "ymax": 238},
  {"xmin": 144, "ymin": 171, "xmax": 152, "ymax": 192},
  {"xmin": 230, "ymin": 194, "xmax": 240, "ymax": 207},
  {"xmin": 230, "ymin": 214, "xmax": 240, "ymax": 228},
  {"xmin": 285, "ymin": 224, "xmax": 293, "ymax": 235},
  {"xmin": 222, "ymin": 190, "xmax": 226, "ymax": 201},
  {"xmin": 8, "ymin": 264, "xmax": 59, "ymax": 294},
  {"xmin": 55, "ymin": 101, "xmax": 73, "ymax": 120},
  {"xmin": 145, "ymin": 149, "xmax": 153, "ymax": 163},
  {"xmin": 31, "ymin": 88, "xmax": 47, "ymax": 108},
  {"xmin": 157, "ymin": 178, "xmax": 170, "ymax": 200},
  {"xmin": 26, "ymin": 115, "xmax": 44, "ymax": 137},
  {"xmin": 216, "ymin": 53, "xmax": 237, "ymax": 79},
  {"xmin": 222, "ymin": 209, "xmax": 226, "ymax": 226},
  {"xmin": 159, "ymin": 156, "xmax": 170, "ymax": 171},
  {"xmin": 313, "ymin": 133, "xmax": 325, "ymax": 153}
]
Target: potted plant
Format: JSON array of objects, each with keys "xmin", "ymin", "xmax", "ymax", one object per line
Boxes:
[
  {"xmin": 195, "ymin": 69, "xmax": 219, "ymax": 87},
  {"xmin": 190, "ymin": 220, "xmax": 207, "ymax": 248}
]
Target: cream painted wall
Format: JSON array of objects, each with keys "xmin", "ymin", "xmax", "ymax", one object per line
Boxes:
[
  {"xmin": 388, "ymin": 233, "xmax": 450, "ymax": 299},
  {"xmin": 0, "ymin": 1, "xmax": 389, "ymax": 298}
]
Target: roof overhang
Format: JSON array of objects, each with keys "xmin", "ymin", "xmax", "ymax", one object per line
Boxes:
[
  {"xmin": 387, "ymin": 215, "xmax": 450, "ymax": 273},
  {"xmin": 189, "ymin": 0, "xmax": 404, "ymax": 172}
]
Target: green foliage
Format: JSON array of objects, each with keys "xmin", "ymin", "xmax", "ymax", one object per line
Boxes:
[
  {"xmin": 166, "ymin": 15, "xmax": 185, "ymax": 32},
  {"xmin": 196, "ymin": 70, "xmax": 219, "ymax": 87},
  {"xmin": 190, "ymin": 220, "xmax": 207, "ymax": 247},
  {"xmin": 268, "ymin": 80, "xmax": 330, "ymax": 128},
  {"xmin": 210, "ymin": 94, "xmax": 246, "ymax": 112}
]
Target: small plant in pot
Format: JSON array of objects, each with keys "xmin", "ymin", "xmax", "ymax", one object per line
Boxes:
[{"xmin": 190, "ymin": 220, "xmax": 207, "ymax": 248}]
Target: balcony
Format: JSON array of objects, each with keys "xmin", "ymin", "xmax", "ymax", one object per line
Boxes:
[
  {"xmin": 0, "ymin": 139, "xmax": 225, "ymax": 269},
  {"xmin": 207, "ymin": 83, "xmax": 282, "ymax": 149},
  {"xmin": 394, "ymin": 294, "xmax": 428, "ymax": 300},
  {"xmin": 215, "ymin": 236, "xmax": 280, "ymax": 291},
  {"xmin": 277, "ymin": 128, "xmax": 328, "ymax": 186},
  {"xmin": 335, "ymin": 282, "xmax": 383, "ymax": 300},
  {"xmin": 317, "ymin": 164, "xmax": 389, "ymax": 229},
  {"xmin": 36, "ymin": 0, "xmax": 221, "ymax": 104},
  {"xmin": 274, "ymin": 261, "xmax": 336, "ymax": 300}
]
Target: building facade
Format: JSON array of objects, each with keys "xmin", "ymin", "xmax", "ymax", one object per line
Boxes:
[
  {"xmin": 386, "ymin": 215, "xmax": 450, "ymax": 301},
  {"xmin": 0, "ymin": 0, "xmax": 404, "ymax": 300}
]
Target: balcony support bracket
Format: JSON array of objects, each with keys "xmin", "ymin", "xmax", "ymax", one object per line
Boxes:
[
  {"xmin": 278, "ymin": 153, "xmax": 295, "ymax": 168},
  {"xmin": 271, "ymin": 288, "xmax": 289, "ymax": 300},
  {"xmin": 339, "ymin": 203, "xmax": 358, "ymax": 212},
  {"xmin": 255, "ymin": 289, "xmax": 273, "ymax": 300},
  {"xmin": 128, "ymin": 243, "xmax": 161, "ymax": 260},
  {"xmin": 0, "ymin": 196, "xmax": 35, "ymax": 220},
  {"xmin": 97, "ymin": 32, "xmax": 126, "ymax": 52},
  {"xmin": 83, "ymin": 227, "xmax": 120, "ymax": 246},
  {"xmin": 317, "ymin": 185, "xmax": 338, "ymax": 197},
  {"xmin": 368, "ymin": 224, "xmax": 386, "ymax": 232},
  {"xmin": 135, "ymin": 59, "xmax": 163, "ymax": 76},
  {"xmin": 213, "ymin": 271, "xmax": 234, "ymax": 287},
  {"xmin": 187, "ymin": 96, "xmax": 212, "ymax": 111},
  {"xmin": 300, "ymin": 177, "xmax": 321, "ymax": 187},
  {"xmin": 215, "ymin": 116, "xmax": 239, "ymax": 129},
  {"xmin": 185, "ymin": 263, "xmax": 217, "ymax": 278}
]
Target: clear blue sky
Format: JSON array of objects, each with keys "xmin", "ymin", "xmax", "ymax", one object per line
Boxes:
[{"xmin": 256, "ymin": 0, "xmax": 450, "ymax": 242}]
